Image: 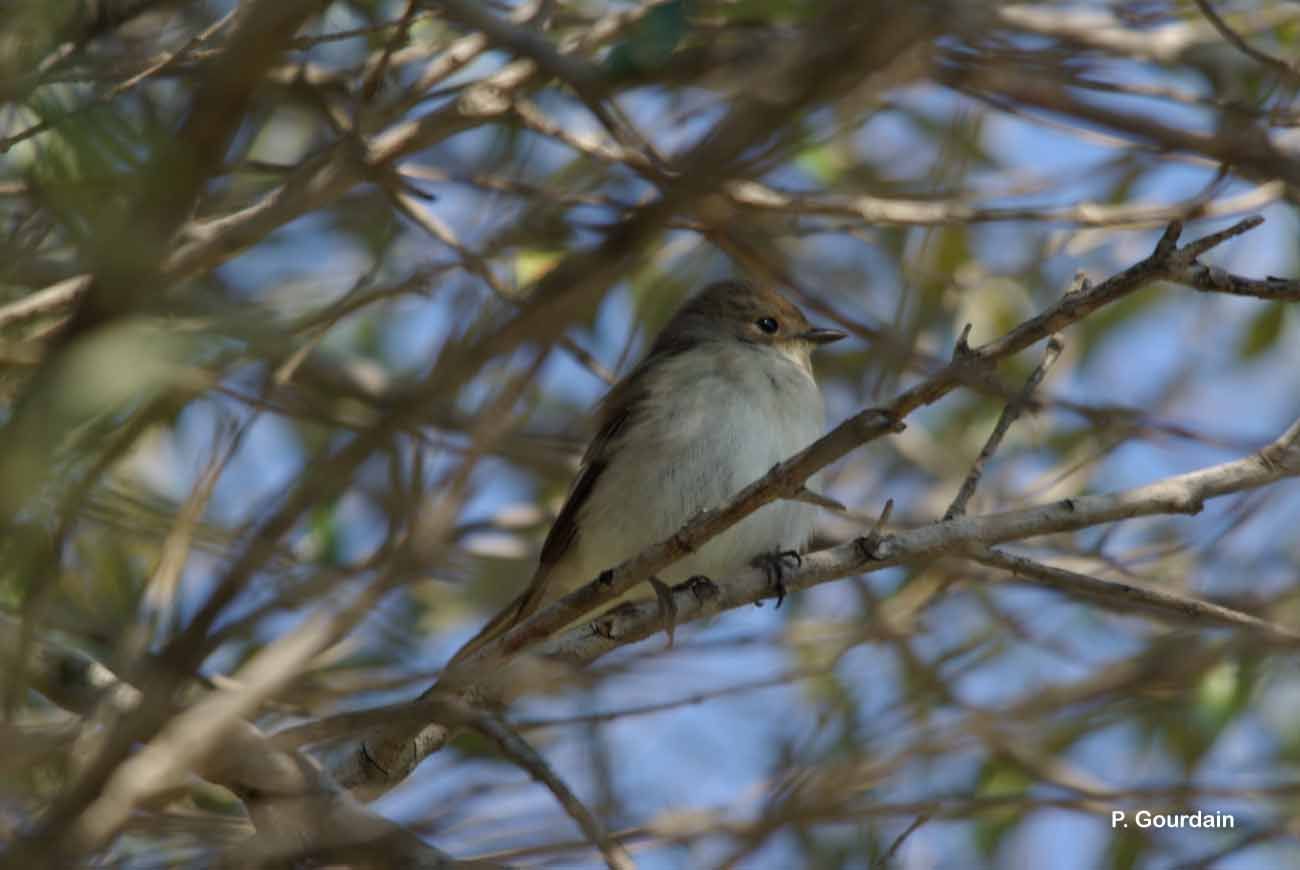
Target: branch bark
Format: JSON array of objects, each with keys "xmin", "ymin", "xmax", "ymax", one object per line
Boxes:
[
  {"xmin": 326, "ymin": 216, "xmax": 1289, "ymax": 799},
  {"xmin": 0, "ymin": 615, "xmax": 460, "ymax": 869}
]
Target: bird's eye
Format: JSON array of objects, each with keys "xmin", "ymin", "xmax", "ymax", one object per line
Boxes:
[{"xmin": 756, "ymin": 317, "xmax": 779, "ymax": 334}]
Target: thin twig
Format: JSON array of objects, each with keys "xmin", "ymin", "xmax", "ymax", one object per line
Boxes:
[
  {"xmin": 944, "ymin": 336, "xmax": 1063, "ymax": 519},
  {"xmin": 468, "ymin": 709, "xmax": 635, "ymax": 870},
  {"xmin": 459, "ymin": 217, "xmax": 1268, "ymax": 670},
  {"xmin": 1178, "ymin": 263, "xmax": 1300, "ymax": 302},
  {"xmin": 873, "ymin": 814, "xmax": 930, "ymax": 869},
  {"xmin": 0, "ymin": 12, "xmax": 237, "ymax": 154},
  {"xmin": 1191, "ymin": 0, "xmax": 1300, "ymax": 86},
  {"xmin": 969, "ymin": 546, "xmax": 1300, "ymax": 643},
  {"xmin": 0, "ymin": 276, "xmax": 91, "ymax": 329}
]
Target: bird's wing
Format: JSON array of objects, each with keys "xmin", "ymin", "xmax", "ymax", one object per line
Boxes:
[
  {"xmin": 447, "ymin": 378, "xmax": 644, "ymax": 665},
  {"xmin": 506, "ymin": 391, "xmax": 639, "ymax": 621}
]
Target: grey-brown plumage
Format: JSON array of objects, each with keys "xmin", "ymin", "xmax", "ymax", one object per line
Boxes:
[{"xmin": 451, "ymin": 280, "xmax": 843, "ymax": 662}]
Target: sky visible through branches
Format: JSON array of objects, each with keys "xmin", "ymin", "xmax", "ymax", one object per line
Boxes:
[{"xmin": 1, "ymin": 1, "xmax": 1300, "ymax": 868}]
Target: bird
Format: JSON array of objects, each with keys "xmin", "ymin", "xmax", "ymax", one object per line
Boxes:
[{"xmin": 450, "ymin": 279, "xmax": 844, "ymax": 664}]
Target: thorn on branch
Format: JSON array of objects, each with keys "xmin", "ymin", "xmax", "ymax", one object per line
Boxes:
[
  {"xmin": 792, "ymin": 486, "xmax": 847, "ymax": 513},
  {"xmin": 854, "ymin": 499, "xmax": 895, "ymax": 561},
  {"xmin": 952, "ymin": 322, "xmax": 974, "ymax": 360},
  {"xmin": 943, "ymin": 336, "xmax": 1063, "ymax": 520}
]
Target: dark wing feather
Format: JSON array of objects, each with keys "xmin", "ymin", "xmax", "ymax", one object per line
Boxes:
[
  {"xmin": 447, "ymin": 381, "xmax": 644, "ymax": 665},
  {"xmin": 514, "ymin": 394, "xmax": 637, "ymax": 619}
]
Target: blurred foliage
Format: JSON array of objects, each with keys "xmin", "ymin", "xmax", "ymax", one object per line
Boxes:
[{"xmin": 0, "ymin": 0, "xmax": 1298, "ymax": 867}]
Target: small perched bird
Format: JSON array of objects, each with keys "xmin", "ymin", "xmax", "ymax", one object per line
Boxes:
[{"xmin": 453, "ymin": 280, "xmax": 844, "ymax": 661}]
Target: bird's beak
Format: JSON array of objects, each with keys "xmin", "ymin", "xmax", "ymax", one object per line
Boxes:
[{"xmin": 801, "ymin": 327, "xmax": 847, "ymax": 346}]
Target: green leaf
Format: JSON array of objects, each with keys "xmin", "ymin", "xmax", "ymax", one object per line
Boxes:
[
  {"xmin": 717, "ymin": 0, "xmax": 832, "ymax": 23},
  {"xmin": 515, "ymin": 248, "xmax": 564, "ymax": 286},
  {"xmin": 1103, "ymin": 825, "xmax": 1145, "ymax": 870},
  {"xmin": 1238, "ymin": 301, "xmax": 1287, "ymax": 359},
  {"xmin": 603, "ymin": 0, "xmax": 689, "ymax": 79},
  {"xmin": 795, "ymin": 142, "xmax": 844, "ymax": 184}
]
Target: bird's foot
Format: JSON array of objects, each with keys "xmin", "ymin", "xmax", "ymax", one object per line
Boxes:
[
  {"xmin": 751, "ymin": 549, "xmax": 801, "ymax": 608},
  {"xmin": 679, "ymin": 574, "xmax": 719, "ymax": 606}
]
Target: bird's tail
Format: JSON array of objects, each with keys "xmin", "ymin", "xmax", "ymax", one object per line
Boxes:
[
  {"xmin": 446, "ymin": 594, "xmax": 525, "ymax": 667},
  {"xmin": 446, "ymin": 571, "xmax": 551, "ymax": 667}
]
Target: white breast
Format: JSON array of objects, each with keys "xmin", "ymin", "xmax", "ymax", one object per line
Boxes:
[{"xmin": 560, "ymin": 342, "xmax": 825, "ymax": 592}]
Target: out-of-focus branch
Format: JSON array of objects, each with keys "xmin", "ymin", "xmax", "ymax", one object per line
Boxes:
[
  {"xmin": 726, "ymin": 177, "xmax": 1284, "ymax": 230},
  {"xmin": 968, "ymin": 546, "xmax": 1300, "ymax": 640},
  {"xmin": 327, "ymin": 216, "xmax": 1286, "ymax": 797},
  {"xmin": 0, "ymin": 613, "xmax": 140, "ymax": 717},
  {"xmin": 290, "ymin": 415, "xmax": 1300, "ymax": 800},
  {"xmin": 1191, "ymin": 0, "xmax": 1300, "ymax": 86},
  {"xmin": 0, "ymin": 0, "xmax": 325, "ymax": 526},
  {"xmin": 944, "ymin": 336, "xmax": 1063, "ymax": 519},
  {"xmin": 460, "ymin": 704, "xmax": 634, "ymax": 870},
  {"xmin": 997, "ymin": 3, "xmax": 1300, "ymax": 63},
  {"xmin": 70, "ymin": 0, "xmax": 326, "ymax": 332},
  {"xmin": 531, "ymin": 415, "xmax": 1300, "ymax": 664},
  {"xmin": 157, "ymin": 0, "xmax": 659, "ymax": 285},
  {"xmin": 1, "ymin": 354, "xmax": 541, "ymax": 866},
  {"xmin": 463, "ymin": 218, "xmax": 1265, "ymax": 669},
  {"xmin": 0, "ymin": 276, "xmax": 90, "ymax": 330},
  {"xmin": 0, "ymin": 614, "xmax": 459, "ymax": 869},
  {"xmin": 941, "ymin": 60, "xmax": 1300, "ymax": 198}
]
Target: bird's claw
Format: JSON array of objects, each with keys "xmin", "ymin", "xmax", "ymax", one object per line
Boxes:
[
  {"xmin": 752, "ymin": 549, "xmax": 801, "ymax": 608},
  {"xmin": 680, "ymin": 574, "xmax": 718, "ymax": 605},
  {"xmin": 591, "ymin": 614, "xmax": 618, "ymax": 640}
]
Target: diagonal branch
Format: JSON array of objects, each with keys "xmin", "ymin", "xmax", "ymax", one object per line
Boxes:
[
  {"xmin": 532, "ymin": 415, "xmax": 1300, "ymax": 666},
  {"xmin": 326, "ymin": 216, "xmax": 1289, "ymax": 798},
  {"xmin": 303, "ymin": 416, "xmax": 1300, "ymax": 797},
  {"xmin": 0, "ymin": 614, "xmax": 457, "ymax": 869},
  {"xmin": 944, "ymin": 336, "xmax": 1063, "ymax": 520},
  {"xmin": 461, "ymin": 705, "xmax": 634, "ymax": 870},
  {"xmin": 967, "ymin": 546, "xmax": 1300, "ymax": 642},
  {"xmin": 1191, "ymin": 0, "xmax": 1300, "ymax": 86},
  {"xmin": 455, "ymin": 217, "xmax": 1266, "ymax": 671}
]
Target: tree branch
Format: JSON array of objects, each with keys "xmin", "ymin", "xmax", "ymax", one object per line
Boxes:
[
  {"xmin": 456, "ymin": 217, "xmax": 1266, "ymax": 672},
  {"xmin": 944, "ymin": 336, "xmax": 1063, "ymax": 519},
  {"xmin": 0, "ymin": 615, "xmax": 458, "ymax": 869},
  {"xmin": 1191, "ymin": 0, "xmax": 1300, "ymax": 86},
  {"xmin": 326, "ymin": 216, "xmax": 1290, "ymax": 798},
  {"xmin": 532, "ymin": 415, "xmax": 1300, "ymax": 667}
]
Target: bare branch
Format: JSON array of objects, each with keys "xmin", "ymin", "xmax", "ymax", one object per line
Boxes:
[
  {"xmin": 970, "ymin": 546, "xmax": 1300, "ymax": 641},
  {"xmin": 944, "ymin": 336, "xmax": 1063, "ymax": 519},
  {"xmin": 330, "ymin": 218, "xmax": 1290, "ymax": 798},
  {"xmin": 461, "ymin": 217, "xmax": 1268, "ymax": 671},
  {"xmin": 1191, "ymin": 0, "xmax": 1300, "ymax": 86},
  {"xmin": 532, "ymin": 414, "xmax": 1300, "ymax": 666},
  {"xmin": 466, "ymin": 707, "xmax": 634, "ymax": 870},
  {"xmin": 0, "ymin": 276, "xmax": 90, "ymax": 329},
  {"xmin": 0, "ymin": 616, "xmax": 457, "ymax": 869}
]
